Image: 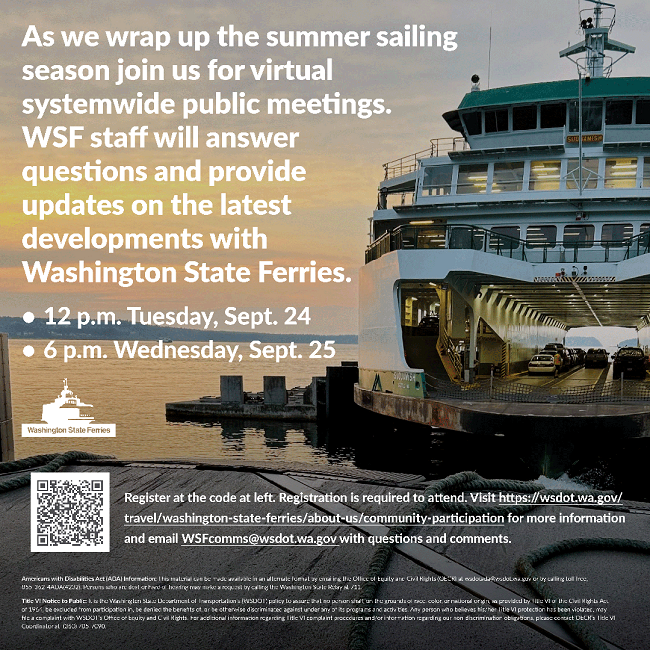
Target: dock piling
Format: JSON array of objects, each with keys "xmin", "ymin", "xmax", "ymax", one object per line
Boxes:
[
  {"xmin": 220, "ymin": 375, "xmax": 244, "ymax": 404},
  {"xmin": 263, "ymin": 376, "xmax": 287, "ymax": 405},
  {"xmin": 0, "ymin": 333, "xmax": 14, "ymax": 462},
  {"xmin": 326, "ymin": 363, "xmax": 360, "ymax": 421}
]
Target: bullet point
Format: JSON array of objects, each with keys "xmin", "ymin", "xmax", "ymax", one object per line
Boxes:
[
  {"xmin": 23, "ymin": 311, "xmax": 35, "ymax": 324},
  {"xmin": 23, "ymin": 345, "xmax": 35, "ymax": 358}
]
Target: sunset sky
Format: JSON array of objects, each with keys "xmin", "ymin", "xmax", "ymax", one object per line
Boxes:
[{"xmin": 2, "ymin": 0, "xmax": 650, "ymax": 334}]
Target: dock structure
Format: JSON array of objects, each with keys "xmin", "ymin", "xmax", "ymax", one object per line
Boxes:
[
  {"xmin": 167, "ymin": 374, "xmax": 318, "ymax": 422},
  {"xmin": 166, "ymin": 365, "xmax": 362, "ymax": 423},
  {"xmin": 0, "ymin": 457, "xmax": 648, "ymax": 650}
]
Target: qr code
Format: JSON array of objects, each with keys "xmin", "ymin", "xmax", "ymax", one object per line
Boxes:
[{"xmin": 31, "ymin": 473, "xmax": 110, "ymax": 552}]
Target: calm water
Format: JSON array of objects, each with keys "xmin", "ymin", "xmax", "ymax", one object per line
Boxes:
[
  {"xmin": 11, "ymin": 339, "xmax": 360, "ymax": 464},
  {"xmin": 8, "ymin": 339, "xmax": 648, "ymax": 500}
]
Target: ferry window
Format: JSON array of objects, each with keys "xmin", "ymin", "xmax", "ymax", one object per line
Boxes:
[
  {"xmin": 373, "ymin": 222, "xmax": 392, "ymax": 239},
  {"xmin": 604, "ymin": 158, "xmax": 637, "ymax": 189},
  {"xmin": 605, "ymin": 100, "xmax": 633, "ymax": 125},
  {"xmin": 540, "ymin": 103, "xmax": 566, "ymax": 128},
  {"xmin": 489, "ymin": 226, "xmax": 520, "ymax": 251},
  {"xmin": 415, "ymin": 227, "xmax": 447, "ymax": 249},
  {"xmin": 386, "ymin": 192, "xmax": 415, "ymax": 209},
  {"xmin": 602, "ymin": 223, "xmax": 633, "ymax": 247},
  {"xmin": 422, "ymin": 165, "xmax": 453, "ymax": 195},
  {"xmin": 566, "ymin": 158, "xmax": 599, "ymax": 190},
  {"xmin": 526, "ymin": 225, "xmax": 557, "ymax": 248},
  {"xmin": 492, "ymin": 162, "xmax": 525, "ymax": 192},
  {"xmin": 484, "ymin": 109, "xmax": 509, "ymax": 133},
  {"xmin": 397, "ymin": 226, "xmax": 417, "ymax": 249},
  {"xmin": 449, "ymin": 226, "xmax": 484, "ymax": 250},
  {"xmin": 564, "ymin": 225, "xmax": 594, "ymax": 248},
  {"xmin": 513, "ymin": 105, "xmax": 537, "ymax": 131},
  {"xmin": 569, "ymin": 100, "xmax": 603, "ymax": 132},
  {"xmin": 636, "ymin": 100, "xmax": 650, "ymax": 125},
  {"xmin": 643, "ymin": 159, "xmax": 650, "ymax": 188},
  {"xmin": 463, "ymin": 111, "xmax": 482, "ymax": 135},
  {"xmin": 457, "ymin": 164, "xmax": 488, "ymax": 194},
  {"xmin": 529, "ymin": 160, "xmax": 561, "ymax": 191}
]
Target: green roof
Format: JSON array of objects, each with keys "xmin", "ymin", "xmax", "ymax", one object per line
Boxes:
[{"xmin": 457, "ymin": 77, "xmax": 650, "ymax": 110}]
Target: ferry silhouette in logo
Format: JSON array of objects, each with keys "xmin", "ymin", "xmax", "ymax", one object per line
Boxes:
[{"xmin": 41, "ymin": 379, "xmax": 94, "ymax": 426}]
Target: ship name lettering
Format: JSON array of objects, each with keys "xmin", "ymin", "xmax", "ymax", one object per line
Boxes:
[{"xmin": 393, "ymin": 372, "xmax": 417, "ymax": 382}]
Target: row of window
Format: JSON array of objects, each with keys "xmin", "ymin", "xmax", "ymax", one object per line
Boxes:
[
  {"xmin": 462, "ymin": 99, "xmax": 650, "ymax": 136},
  {"xmin": 421, "ymin": 157, "xmax": 650, "ymax": 196},
  {"xmin": 397, "ymin": 223, "xmax": 647, "ymax": 252},
  {"xmin": 489, "ymin": 223, "xmax": 648, "ymax": 250}
]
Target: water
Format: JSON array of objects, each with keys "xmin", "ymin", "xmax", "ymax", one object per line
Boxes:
[
  {"xmin": 8, "ymin": 339, "xmax": 648, "ymax": 500},
  {"xmin": 11, "ymin": 339, "xmax": 360, "ymax": 464}
]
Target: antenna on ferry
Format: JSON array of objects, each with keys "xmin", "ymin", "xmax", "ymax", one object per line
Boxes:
[
  {"xmin": 487, "ymin": 9, "xmax": 493, "ymax": 89},
  {"xmin": 559, "ymin": 0, "xmax": 635, "ymax": 77}
]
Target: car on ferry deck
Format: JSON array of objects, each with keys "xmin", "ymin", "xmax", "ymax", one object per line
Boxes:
[
  {"xmin": 612, "ymin": 347, "xmax": 647, "ymax": 379},
  {"xmin": 528, "ymin": 353, "xmax": 557, "ymax": 375},
  {"xmin": 416, "ymin": 315, "xmax": 440, "ymax": 334},
  {"xmin": 573, "ymin": 348, "xmax": 586, "ymax": 365},
  {"xmin": 585, "ymin": 348, "xmax": 608, "ymax": 368}
]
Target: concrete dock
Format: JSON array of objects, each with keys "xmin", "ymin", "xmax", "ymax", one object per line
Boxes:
[
  {"xmin": 1, "ymin": 457, "xmax": 647, "ymax": 650},
  {"xmin": 167, "ymin": 375, "xmax": 318, "ymax": 422},
  {"xmin": 167, "ymin": 366, "xmax": 362, "ymax": 423}
]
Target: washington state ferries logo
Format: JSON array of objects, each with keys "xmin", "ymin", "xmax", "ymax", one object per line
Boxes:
[{"xmin": 22, "ymin": 379, "xmax": 116, "ymax": 437}]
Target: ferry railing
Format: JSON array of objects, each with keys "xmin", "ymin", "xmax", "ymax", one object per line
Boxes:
[
  {"xmin": 426, "ymin": 375, "xmax": 650, "ymax": 404},
  {"xmin": 365, "ymin": 224, "xmax": 526, "ymax": 263},
  {"xmin": 383, "ymin": 137, "xmax": 469, "ymax": 180},
  {"xmin": 366, "ymin": 224, "xmax": 650, "ymax": 265},
  {"xmin": 579, "ymin": 6, "xmax": 616, "ymax": 33},
  {"xmin": 437, "ymin": 326, "xmax": 463, "ymax": 379},
  {"xmin": 527, "ymin": 242, "xmax": 620, "ymax": 263},
  {"xmin": 623, "ymin": 231, "xmax": 650, "ymax": 259},
  {"xmin": 527, "ymin": 231, "xmax": 650, "ymax": 263}
]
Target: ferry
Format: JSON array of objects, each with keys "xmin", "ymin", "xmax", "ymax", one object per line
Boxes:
[
  {"xmin": 41, "ymin": 379, "xmax": 94, "ymax": 425},
  {"xmin": 357, "ymin": 1, "xmax": 650, "ymax": 403}
]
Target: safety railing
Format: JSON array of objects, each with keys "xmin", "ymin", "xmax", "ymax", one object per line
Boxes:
[
  {"xmin": 527, "ymin": 231, "xmax": 650, "ymax": 263},
  {"xmin": 425, "ymin": 375, "xmax": 650, "ymax": 404},
  {"xmin": 383, "ymin": 138, "xmax": 469, "ymax": 180},
  {"xmin": 366, "ymin": 223, "xmax": 650, "ymax": 265},
  {"xmin": 366, "ymin": 224, "xmax": 525, "ymax": 263},
  {"xmin": 438, "ymin": 326, "xmax": 463, "ymax": 379},
  {"xmin": 623, "ymin": 230, "xmax": 650, "ymax": 259}
]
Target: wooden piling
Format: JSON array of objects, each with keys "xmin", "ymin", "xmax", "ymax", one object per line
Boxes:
[{"xmin": 0, "ymin": 333, "xmax": 14, "ymax": 462}]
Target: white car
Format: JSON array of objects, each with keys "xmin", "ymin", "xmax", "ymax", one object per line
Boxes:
[{"xmin": 528, "ymin": 354, "xmax": 556, "ymax": 375}]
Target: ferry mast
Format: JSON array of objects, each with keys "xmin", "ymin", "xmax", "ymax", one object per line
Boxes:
[
  {"xmin": 559, "ymin": 0, "xmax": 634, "ymax": 79},
  {"xmin": 560, "ymin": 1, "xmax": 635, "ymax": 194}
]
